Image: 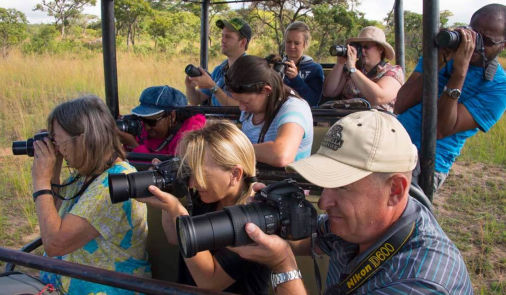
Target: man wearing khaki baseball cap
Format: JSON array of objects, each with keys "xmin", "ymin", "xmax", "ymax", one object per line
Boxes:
[{"xmin": 231, "ymin": 110, "xmax": 472, "ymax": 294}]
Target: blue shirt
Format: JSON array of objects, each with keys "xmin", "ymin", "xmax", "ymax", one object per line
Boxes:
[
  {"xmin": 240, "ymin": 96, "xmax": 313, "ymax": 161},
  {"xmin": 398, "ymin": 57, "xmax": 506, "ymax": 173},
  {"xmin": 200, "ymin": 59, "xmax": 228, "ymax": 106},
  {"xmin": 283, "ymin": 55, "xmax": 324, "ymax": 106},
  {"xmin": 318, "ymin": 197, "xmax": 473, "ymax": 294}
]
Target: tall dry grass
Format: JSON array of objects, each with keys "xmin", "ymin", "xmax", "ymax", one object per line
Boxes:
[{"xmin": 0, "ymin": 50, "xmax": 221, "ymax": 146}]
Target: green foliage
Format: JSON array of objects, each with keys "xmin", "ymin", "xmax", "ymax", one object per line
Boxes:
[
  {"xmin": 115, "ymin": 0, "xmax": 153, "ymax": 48},
  {"xmin": 0, "ymin": 8, "xmax": 28, "ymax": 58},
  {"xmin": 22, "ymin": 25, "xmax": 59, "ymax": 54},
  {"xmin": 34, "ymin": 0, "xmax": 97, "ymax": 37},
  {"xmin": 309, "ymin": 3, "xmax": 375, "ymax": 61}
]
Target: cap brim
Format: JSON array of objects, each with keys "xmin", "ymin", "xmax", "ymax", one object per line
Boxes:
[
  {"xmin": 131, "ymin": 105, "xmax": 165, "ymax": 117},
  {"xmin": 287, "ymin": 153, "xmax": 372, "ymax": 188}
]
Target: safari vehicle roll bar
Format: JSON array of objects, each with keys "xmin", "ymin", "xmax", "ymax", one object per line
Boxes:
[{"xmin": 0, "ymin": 1, "xmax": 439, "ymax": 294}]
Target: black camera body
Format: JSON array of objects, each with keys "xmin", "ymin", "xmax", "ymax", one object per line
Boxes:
[
  {"xmin": 329, "ymin": 43, "xmax": 363, "ymax": 58},
  {"xmin": 176, "ymin": 179, "xmax": 317, "ymax": 258},
  {"xmin": 185, "ymin": 64, "xmax": 202, "ymax": 77},
  {"xmin": 116, "ymin": 114, "xmax": 143, "ymax": 137},
  {"xmin": 435, "ymin": 28, "xmax": 483, "ymax": 50},
  {"xmin": 12, "ymin": 131, "xmax": 49, "ymax": 157},
  {"xmin": 108, "ymin": 157, "xmax": 189, "ymax": 204}
]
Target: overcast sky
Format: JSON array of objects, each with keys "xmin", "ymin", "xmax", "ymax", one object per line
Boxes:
[{"xmin": 0, "ymin": 0, "xmax": 501, "ymax": 25}]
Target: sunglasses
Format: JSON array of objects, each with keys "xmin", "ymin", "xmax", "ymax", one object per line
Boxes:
[
  {"xmin": 142, "ymin": 115, "xmax": 166, "ymax": 127},
  {"xmin": 224, "ymin": 74, "xmax": 267, "ymax": 93},
  {"xmin": 471, "ymin": 27, "xmax": 505, "ymax": 47}
]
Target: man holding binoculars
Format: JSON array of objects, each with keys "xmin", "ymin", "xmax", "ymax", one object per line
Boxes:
[
  {"xmin": 184, "ymin": 18, "xmax": 252, "ymax": 106},
  {"xmin": 231, "ymin": 110, "xmax": 472, "ymax": 294},
  {"xmin": 395, "ymin": 3, "xmax": 506, "ymax": 192}
]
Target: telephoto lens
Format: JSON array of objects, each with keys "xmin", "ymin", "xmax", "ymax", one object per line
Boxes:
[
  {"xmin": 435, "ymin": 29, "xmax": 462, "ymax": 49},
  {"xmin": 185, "ymin": 64, "xmax": 202, "ymax": 77},
  {"xmin": 329, "ymin": 44, "xmax": 348, "ymax": 57},
  {"xmin": 176, "ymin": 179, "xmax": 317, "ymax": 258},
  {"xmin": 12, "ymin": 131, "xmax": 49, "ymax": 157},
  {"xmin": 108, "ymin": 157, "xmax": 189, "ymax": 204}
]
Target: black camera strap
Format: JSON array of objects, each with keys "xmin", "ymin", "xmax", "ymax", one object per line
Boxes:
[
  {"xmin": 51, "ymin": 174, "xmax": 100, "ymax": 201},
  {"xmin": 311, "ymin": 232, "xmax": 323, "ymax": 295},
  {"xmin": 323, "ymin": 220, "xmax": 416, "ymax": 295}
]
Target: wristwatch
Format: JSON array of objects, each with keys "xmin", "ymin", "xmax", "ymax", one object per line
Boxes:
[
  {"xmin": 443, "ymin": 85, "xmax": 461, "ymax": 99},
  {"xmin": 271, "ymin": 269, "xmax": 302, "ymax": 289},
  {"xmin": 210, "ymin": 84, "xmax": 219, "ymax": 94},
  {"xmin": 348, "ymin": 67, "xmax": 357, "ymax": 74}
]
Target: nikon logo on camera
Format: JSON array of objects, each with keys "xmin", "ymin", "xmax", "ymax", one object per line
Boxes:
[{"xmin": 346, "ymin": 242, "xmax": 396, "ymax": 289}]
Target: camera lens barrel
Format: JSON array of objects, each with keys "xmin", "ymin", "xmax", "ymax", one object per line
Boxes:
[
  {"xmin": 176, "ymin": 202, "xmax": 279, "ymax": 258},
  {"xmin": 12, "ymin": 132, "xmax": 49, "ymax": 157},
  {"xmin": 109, "ymin": 171, "xmax": 164, "ymax": 204},
  {"xmin": 435, "ymin": 30, "xmax": 461, "ymax": 49},
  {"xmin": 185, "ymin": 64, "xmax": 202, "ymax": 77},
  {"xmin": 329, "ymin": 45, "xmax": 348, "ymax": 56}
]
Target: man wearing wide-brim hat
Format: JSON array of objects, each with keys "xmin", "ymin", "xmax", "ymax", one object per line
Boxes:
[
  {"xmin": 185, "ymin": 18, "xmax": 252, "ymax": 107},
  {"xmin": 322, "ymin": 26, "xmax": 404, "ymax": 113},
  {"xmin": 231, "ymin": 110, "xmax": 472, "ymax": 294}
]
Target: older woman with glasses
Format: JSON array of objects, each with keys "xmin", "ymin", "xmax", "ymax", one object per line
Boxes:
[
  {"xmin": 32, "ymin": 95, "xmax": 151, "ymax": 293},
  {"xmin": 118, "ymin": 85, "xmax": 206, "ymax": 156},
  {"xmin": 322, "ymin": 26, "xmax": 404, "ymax": 112},
  {"xmin": 225, "ymin": 55, "xmax": 313, "ymax": 167}
]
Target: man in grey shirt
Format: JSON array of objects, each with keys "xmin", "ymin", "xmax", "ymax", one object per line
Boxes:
[{"xmin": 232, "ymin": 110, "xmax": 472, "ymax": 294}]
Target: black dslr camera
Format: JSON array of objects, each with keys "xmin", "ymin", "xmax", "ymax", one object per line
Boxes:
[
  {"xmin": 108, "ymin": 157, "xmax": 189, "ymax": 204},
  {"xmin": 265, "ymin": 54, "xmax": 289, "ymax": 80},
  {"xmin": 329, "ymin": 43, "xmax": 363, "ymax": 58},
  {"xmin": 116, "ymin": 114, "xmax": 143, "ymax": 137},
  {"xmin": 12, "ymin": 131, "xmax": 49, "ymax": 157},
  {"xmin": 176, "ymin": 179, "xmax": 317, "ymax": 258},
  {"xmin": 185, "ymin": 64, "xmax": 202, "ymax": 77},
  {"xmin": 435, "ymin": 27, "xmax": 483, "ymax": 50}
]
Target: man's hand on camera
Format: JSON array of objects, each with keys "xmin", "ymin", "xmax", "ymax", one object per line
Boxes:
[
  {"xmin": 187, "ymin": 68, "xmax": 215, "ymax": 89},
  {"xmin": 284, "ymin": 60, "xmax": 299, "ymax": 79},
  {"xmin": 229, "ymin": 223, "xmax": 298, "ymax": 273},
  {"xmin": 453, "ymin": 27, "xmax": 476, "ymax": 76},
  {"xmin": 32, "ymin": 137, "xmax": 58, "ymax": 191}
]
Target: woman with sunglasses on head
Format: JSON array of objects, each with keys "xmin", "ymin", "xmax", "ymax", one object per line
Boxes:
[
  {"xmin": 137, "ymin": 120, "xmax": 270, "ymax": 295},
  {"xmin": 322, "ymin": 26, "xmax": 404, "ymax": 112},
  {"xmin": 282, "ymin": 21, "xmax": 324, "ymax": 106},
  {"xmin": 226, "ymin": 55, "xmax": 313, "ymax": 167},
  {"xmin": 118, "ymin": 85, "xmax": 206, "ymax": 156},
  {"xmin": 32, "ymin": 95, "xmax": 151, "ymax": 294}
]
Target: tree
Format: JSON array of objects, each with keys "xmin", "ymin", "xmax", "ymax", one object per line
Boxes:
[
  {"xmin": 244, "ymin": 0, "xmax": 358, "ymax": 55},
  {"xmin": 34, "ymin": 0, "xmax": 97, "ymax": 38},
  {"xmin": 115, "ymin": 0, "xmax": 152, "ymax": 48},
  {"xmin": 0, "ymin": 8, "xmax": 27, "ymax": 58}
]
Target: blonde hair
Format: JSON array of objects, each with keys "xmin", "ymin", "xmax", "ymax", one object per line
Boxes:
[
  {"xmin": 47, "ymin": 95, "xmax": 125, "ymax": 176},
  {"xmin": 176, "ymin": 120, "xmax": 256, "ymax": 205},
  {"xmin": 285, "ymin": 21, "xmax": 311, "ymax": 48}
]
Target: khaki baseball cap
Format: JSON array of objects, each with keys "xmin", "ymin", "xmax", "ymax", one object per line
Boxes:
[{"xmin": 287, "ymin": 110, "xmax": 418, "ymax": 188}]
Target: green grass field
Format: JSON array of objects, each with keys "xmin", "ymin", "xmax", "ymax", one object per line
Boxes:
[{"xmin": 0, "ymin": 52, "xmax": 504, "ymax": 293}]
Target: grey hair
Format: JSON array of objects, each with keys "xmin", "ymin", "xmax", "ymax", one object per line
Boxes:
[{"xmin": 47, "ymin": 95, "xmax": 125, "ymax": 176}]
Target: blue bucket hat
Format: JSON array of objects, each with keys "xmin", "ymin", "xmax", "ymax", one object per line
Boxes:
[{"xmin": 131, "ymin": 85, "xmax": 187, "ymax": 117}]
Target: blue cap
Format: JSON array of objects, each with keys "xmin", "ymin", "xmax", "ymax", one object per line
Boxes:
[{"xmin": 131, "ymin": 85, "xmax": 187, "ymax": 117}]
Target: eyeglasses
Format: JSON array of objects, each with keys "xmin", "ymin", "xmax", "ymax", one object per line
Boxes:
[
  {"xmin": 482, "ymin": 34, "xmax": 505, "ymax": 47},
  {"xmin": 471, "ymin": 26, "xmax": 505, "ymax": 47},
  {"xmin": 224, "ymin": 74, "xmax": 267, "ymax": 93},
  {"xmin": 142, "ymin": 115, "xmax": 166, "ymax": 127},
  {"xmin": 360, "ymin": 44, "xmax": 376, "ymax": 50},
  {"xmin": 48, "ymin": 135, "xmax": 78, "ymax": 148}
]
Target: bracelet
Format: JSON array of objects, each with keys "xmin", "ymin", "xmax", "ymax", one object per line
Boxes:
[
  {"xmin": 271, "ymin": 269, "xmax": 302, "ymax": 289},
  {"xmin": 210, "ymin": 85, "xmax": 219, "ymax": 94},
  {"xmin": 33, "ymin": 189, "xmax": 53, "ymax": 202}
]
